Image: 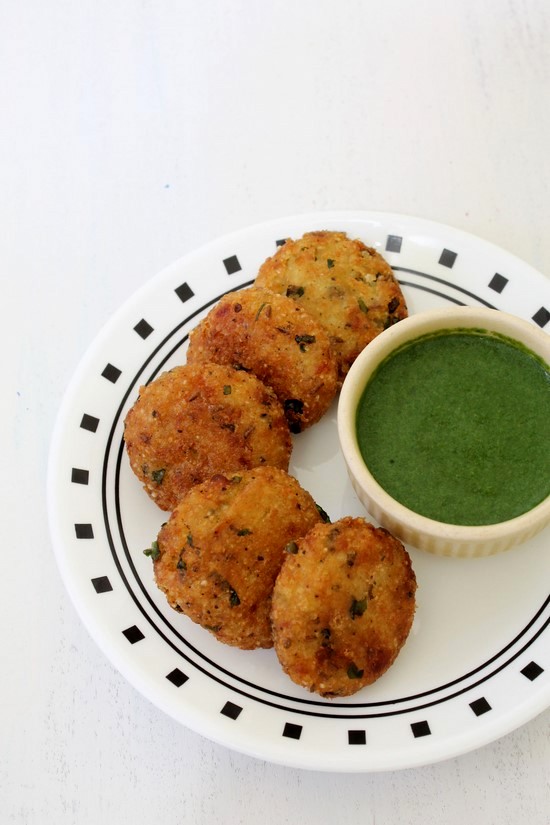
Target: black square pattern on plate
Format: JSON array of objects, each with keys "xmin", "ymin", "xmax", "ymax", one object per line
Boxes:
[
  {"xmin": 276, "ymin": 238, "xmax": 287, "ymax": 247},
  {"xmin": 80, "ymin": 414, "xmax": 99, "ymax": 433},
  {"xmin": 91, "ymin": 576, "xmax": 113, "ymax": 594},
  {"xmin": 282, "ymin": 722, "xmax": 302, "ymax": 740},
  {"xmin": 134, "ymin": 318, "xmax": 154, "ymax": 339},
  {"xmin": 71, "ymin": 467, "xmax": 89, "ymax": 485},
  {"xmin": 175, "ymin": 282, "xmax": 195, "ymax": 303},
  {"xmin": 166, "ymin": 668, "xmax": 189, "ymax": 688},
  {"xmin": 220, "ymin": 701, "xmax": 242, "ymax": 720},
  {"xmin": 223, "ymin": 255, "xmax": 242, "ymax": 275},
  {"xmin": 411, "ymin": 720, "xmax": 431, "ymax": 738},
  {"xmin": 470, "ymin": 697, "xmax": 492, "ymax": 716},
  {"xmin": 439, "ymin": 248, "xmax": 457, "ymax": 268},
  {"xmin": 386, "ymin": 235, "xmax": 403, "ymax": 253},
  {"xmin": 521, "ymin": 661, "xmax": 544, "ymax": 681},
  {"xmin": 75, "ymin": 523, "xmax": 94, "ymax": 539},
  {"xmin": 348, "ymin": 730, "xmax": 367, "ymax": 745},
  {"xmin": 122, "ymin": 625, "xmax": 145, "ymax": 644},
  {"xmin": 488, "ymin": 273, "xmax": 508, "ymax": 293},
  {"xmin": 532, "ymin": 306, "xmax": 550, "ymax": 328},
  {"xmin": 101, "ymin": 363, "xmax": 122, "ymax": 383}
]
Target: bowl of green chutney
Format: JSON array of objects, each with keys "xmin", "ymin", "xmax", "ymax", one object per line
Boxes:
[{"xmin": 338, "ymin": 306, "xmax": 550, "ymax": 557}]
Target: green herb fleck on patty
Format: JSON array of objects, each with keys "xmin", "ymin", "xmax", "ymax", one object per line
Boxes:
[
  {"xmin": 143, "ymin": 540, "xmax": 160, "ymax": 561},
  {"xmin": 350, "ymin": 596, "xmax": 368, "ymax": 619},
  {"xmin": 229, "ymin": 587, "xmax": 241, "ymax": 607},
  {"xmin": 286, "ymin": 285, "xmax": 305, "ymax": 298},
  {"xmin": 347, "ymin": 662, "xmax": 364, "ymax": 679},
  {"xmin": 315, "ymin": 503, "xmax": 331, "ymax": 523},
  {"xmin": 295, "ymin": 334, "xmax": 316, "ymax": 352},
  {"xmin": 255, "ymin": 302, "xmax": 270, "ymax": 321}
]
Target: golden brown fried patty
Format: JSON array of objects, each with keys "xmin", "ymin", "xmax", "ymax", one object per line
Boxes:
[
  {"xmin": 255, "ymin": 231, "xmax": 408, "ymax": 383},
  {"xmin": 124, "ymin": 363, "xmax": 291, "ymax": 510},
  {"xmin": 271, "ymin": 517, "xmax": 416, "ymax": 697},
  {"xmin": 186, "ymin": 286, "xmax": 338, "ymax": 432},
  {"xmin": 151, "ymin": 467, "xmax": 325, "ymax": 648}
]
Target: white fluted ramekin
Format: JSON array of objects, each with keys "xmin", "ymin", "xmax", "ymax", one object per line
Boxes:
[{"xmin": 337, "ymin": 307, "xmax": 550, "ymax": 557}]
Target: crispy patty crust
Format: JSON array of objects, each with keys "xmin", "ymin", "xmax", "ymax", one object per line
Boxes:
[
  {"xmin": 271, "ymin": 517, "xmax": 416, "ymax": 697},
  {"xmin": 187, "ymin": 286, "xmax": 338, "ymax": 432},
  {"xmin": 124, "ymin": 363, "xmax": 291, "ymax": 510},
  {"xmin": 255, "ymin": 230, "xmax": 408, "ymax": 383},
  {"xmin": 151, "ymin": 468, "xmax": 325, "ymax": 648}
]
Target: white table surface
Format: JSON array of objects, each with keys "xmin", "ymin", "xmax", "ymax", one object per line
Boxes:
[{"xmin": 3, "ymin": 1, "xmax": 549, "ymax": 822}]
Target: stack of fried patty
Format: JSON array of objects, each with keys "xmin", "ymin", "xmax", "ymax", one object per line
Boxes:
[{"xmin": 123, "ymin": 230, "xmax": 416, "ymax": 697}]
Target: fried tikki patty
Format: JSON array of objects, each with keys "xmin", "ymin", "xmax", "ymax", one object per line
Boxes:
[
  {"xmin": 151, "ymin": 468, "xmax": 325, "ymax": 648},
  {"xmin": 271, "ymin": 517, "xmax": 416, "ymax": 697},
  {"xmin": 255, "ymin": 231, "xmax": 408, "ymax": 383},
  {"xmin": 186, "ymin": 287, "xmax": 338, "ymax": 432},
  {"xmin": 124, "ymin": 363, "xmax": 291, "ymax": 510}
]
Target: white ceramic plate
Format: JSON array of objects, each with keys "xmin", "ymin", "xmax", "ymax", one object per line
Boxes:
[{"xmin": 48, "ymin": 211, "xmax": 550, "ymax": 772}]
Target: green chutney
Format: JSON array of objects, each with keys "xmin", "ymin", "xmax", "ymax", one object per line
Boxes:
[{"xmin": 356, "ymin": 328, "xmax": 550, "ymax": 526}]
